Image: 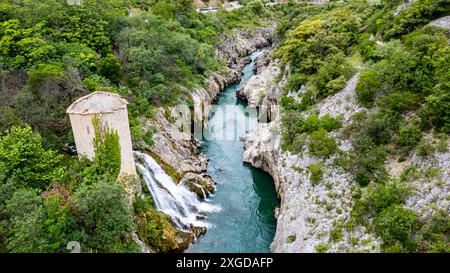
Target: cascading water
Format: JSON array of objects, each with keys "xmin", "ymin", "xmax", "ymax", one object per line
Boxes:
[{"xmin": 134, "ymin": 151, "xmax": 220, "ymax": 233}]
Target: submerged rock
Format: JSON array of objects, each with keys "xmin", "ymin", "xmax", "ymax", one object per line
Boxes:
[{"xmin": 190, "ymin": 225, "xmax": 207, "ymax": 238}]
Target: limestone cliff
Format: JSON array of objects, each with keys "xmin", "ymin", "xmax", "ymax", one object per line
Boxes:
[
  {"xmin": 236, "ymin": 49, "xmax": 281, "ymax": 108},
  {"xmin": 242, "ymin": 56, "xmax": 381, "ymax": 253},
  {"xmin": 242, "ymin": 51, "xmax": 449, "ymax": 253}
]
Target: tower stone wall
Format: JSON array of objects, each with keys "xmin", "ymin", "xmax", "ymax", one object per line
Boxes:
[{"xmin": 66, "ymin": 91, "xmax": 136, "ymax": 177}]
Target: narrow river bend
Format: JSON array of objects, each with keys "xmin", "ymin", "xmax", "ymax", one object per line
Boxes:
[{"xmin": 186, "ymin": 50, "xmax": 279, "ymax": 253}]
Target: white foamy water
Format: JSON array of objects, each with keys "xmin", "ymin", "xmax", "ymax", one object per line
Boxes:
[{"xmin": 134, "ymin": 151, "xmax": 220, "ymax": 232}]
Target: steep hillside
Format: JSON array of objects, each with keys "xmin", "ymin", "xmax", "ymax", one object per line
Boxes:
[{"xmin": 242, "ymin": 0, "xmax": 450, "ymax": 253}]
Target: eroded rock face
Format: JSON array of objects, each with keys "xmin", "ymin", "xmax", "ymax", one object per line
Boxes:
[
  {"xmin": 253, "ymin": 50, "xmax": 272, "ymax": 74},
  {"xmin": 243, "ymin": 122, "xmax": 282, "ymax": 194},
  {"xmin": 428, "ymin": 16, "xmax": 450, "ymax": 30},
  {"xmin": 149, "ymin": 109, "xmax": 207, "ymax": 176},
  {"xmin": 403, "ymin": 145, "xmax": 450, "ymax": 221},
  {"xmin": 243, "ymin": 69, "xmax": 381, "ymax": 253},
  {"xmin": 236, "ymin": 52, "xmax": 281, "ymax": 108},
  {"xmin": 243, "ymin": 53, "xmax": 450, "ymax": 253},
  {"xmin": 215, "ymin": 26, "xmax": 276, "ymax": 68}
]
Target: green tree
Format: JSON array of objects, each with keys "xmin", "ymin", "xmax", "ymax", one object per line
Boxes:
[
  {"xmin": 421, "ymin": 91, "xmax": 450, "ymax": 133},
  {"xmin": 397, "ymin": 125, "xmax": 422, "ymax": 148},
  {"xmin": 5, "ymin": 192, "xmax": 76, "ymax": 253},
  {"xmin": 307, "ymin": 129, "xmax": 339, "ymax": 158},
  {"xmin": 0, "ymin": 125, "xmax": 63, "ymax": 189},
  {"xmin": 98, "ymin": 54, "xmax": 123, "ymax": 84},
  {"xmin": 73, "ymin": 180, "xmax": 137, "ymax": 253},
  {"xmin": 374, "ymin": 205, "xmax": 418, "ymax": 252},
  {"xmin": 356, "ymin": 70, "xmax": 383, "ymax": 107}
]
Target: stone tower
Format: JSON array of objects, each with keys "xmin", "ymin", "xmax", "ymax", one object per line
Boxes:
[{"xmin": 66, "ymin": 91, "xmax": 136, "ymax": 177}]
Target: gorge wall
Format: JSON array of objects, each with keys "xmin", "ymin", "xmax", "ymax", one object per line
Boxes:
[
  {"xmin": 136, "ymin": 25, "xmax": 277, "ymax": 251},
  {"xmin": 146, "ymin": 26, "xmax": 276, "ymax": 186},
  {"xmin": 240, "ymin": 37, "xmax": 449, "ymax": 253}
]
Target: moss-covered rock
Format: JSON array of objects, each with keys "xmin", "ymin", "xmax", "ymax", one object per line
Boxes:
[
  {"xmin": 181, "ymin": 173, "xmax": 215, "ymax": 199},
  {"xmin": 134, "ymin": 195, "xmax": 193, "ymax": 252},
  {"xmin": 145, "ymin": 150, "xmax": 182, "ymax": 183}
]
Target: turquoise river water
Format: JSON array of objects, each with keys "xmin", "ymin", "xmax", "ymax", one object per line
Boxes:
[{"xmin": 186, "ymin": 50, "xmax": 279, "ymax": 253}]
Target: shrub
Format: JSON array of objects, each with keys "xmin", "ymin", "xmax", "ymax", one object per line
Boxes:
[
  {"xmin": 280, "ymin": 96, "xmax": 298, "ymax": 111},
  {"xmin": 383, "ymin": 0, "xmax": 450, "ymax": 39},
  {"xmin": 315, "ymin": 243, "xmax": 329, "ymax": 253},
  {"xmin": 397, "ymin": 125, "xmax": 422, "ymax": 148},
  {"xmin": 286, "ymin": 234, "xmax": 297, "ymax": 244},
  {"xmin": 363, "ymin": 110, "xmax": 402, "ymax": 145},
  {"xmin": 421, "ymin": 91, "xmax": 450, "ymax": 133},
  {"xmin": 435, "ymin": 133, "xmax": 448, "ymax": 152},
  {"xmin": 314, "ymin": 53, "xmax": 355, "ymax": 97},
  {"xmin": 98, "ymin": 54, "xmax": 123, "ymax": 84},
  {"xmin": 308, "ymin": 162, "xmax": 324, "ymax": 185},
  {"xmin": 418, "ymin": 210, "xmax": 450, "ymax": 253},
  {"xmin": 415, "ymin": 139, "xmax": 436, "ymax": 156},
  {"xmin": 375, "ymin": 92, "xmax": 420, "ymax": 112},
  {"xmin": 356, "ymin": 70, "xmax": 382, "ymax": 107},
  {"xmin": 73, "ymin": 180, "xmax": 137, "ymax": 253},
  {"xmin": 143, "ymin": 129, "xmax": 155, "ymax": 147},
  {"xmin": 353, "ymin": 182, "xmax": 410, "ymax": 218},
  {"xmin": 354, "ymin": 169, "xmax": 372, "ymax": 187},
  {"xmin": 301, "ymin": 113, "xmax": 342, "ymax": 133},
  {"xmin": 374, "ymin": 205, "xmax": 418, "ymax": 252},
  {"xmin": 0, "ymin": 125, "xmax": 63, "ymax": 189},
  {"xmin": 350, "ymin": 137, "xmax": 388, "ymax": 186},
  {"xmin": 307, "ymin": 129, "xmax": 339, "ymax": 158},
  {"xmin": 320, "ymin": 114, "xmax": 343, "ymax": 132},
  {"xmin": 330, "ymin": 227, "xmax": 343, "ymax": 242},
  {"xmin": 357, "ymin": 33, "xmax": 377, "ymax": 60},
  {"xmin": 299, "ymin": 89, "xmax": 317, "ymax": 109},
  {"xmin": 291, "ymin": 134, "xmax": 307, "ymax": 154},
  {"xmin": 28, "ymin": 64, "xmax": 65, "ymax": 91},
  {"xmin": 284, "ymin": 73, "xmax": 308, "ymax": 93}
]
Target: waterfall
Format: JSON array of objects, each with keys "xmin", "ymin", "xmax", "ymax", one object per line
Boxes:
[{"xmin": 134, "ymin": 151, "xmax": 220, "ymax": 232}]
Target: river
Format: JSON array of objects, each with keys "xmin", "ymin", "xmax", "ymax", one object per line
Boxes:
[{"xmin": 186, "ymin": 50, "xmax": 279, "ymax": 253}]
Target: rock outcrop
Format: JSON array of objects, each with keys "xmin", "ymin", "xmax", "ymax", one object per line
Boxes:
[
  {"xmin": 393, "ymin": 0, "xmax": 417, "ymax": 16},
  {"xmin": 428, "ymin": 16, "xmax": 450, "ymax": 30},
  {"xmin": 243, "ymin": 66, "xmax": 380, "ymax": 253},
  {"xmin": 236, "ymin": 49, "xmax": 281, "ymax": 108},
  {"xmin": 215, "ymin": 26, "xmax": 276, "ymax": 68}
]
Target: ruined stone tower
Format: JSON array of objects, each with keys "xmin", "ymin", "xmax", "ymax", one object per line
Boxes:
[{"xmin": 66, "ymin": 91, "xmax": 136, "ymax": 177}]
